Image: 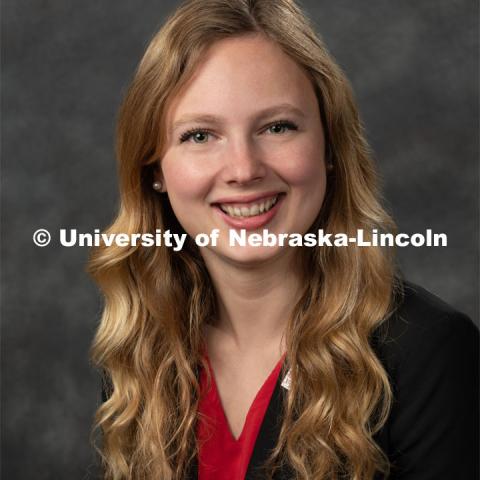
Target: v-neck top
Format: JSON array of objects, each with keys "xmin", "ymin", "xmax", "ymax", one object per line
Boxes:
[{"xmin": 196, "ymin": 351, "xmax": 286, "ymax": 480}]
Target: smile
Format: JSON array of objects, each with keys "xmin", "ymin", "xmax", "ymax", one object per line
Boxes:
[{"xmin": 219, "ymin": 194, "xmax": 280, "ymax": 218}]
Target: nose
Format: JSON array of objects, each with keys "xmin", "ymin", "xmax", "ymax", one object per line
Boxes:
[{"xmin": 221, "ymin": 137, "xmax": 267, "ymax": 186}]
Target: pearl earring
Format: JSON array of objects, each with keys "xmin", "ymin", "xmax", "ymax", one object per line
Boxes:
[
  {"xmin": 325, "ymin": 150, "xmax": 334, "ymax": 172},
  {"xmin": 152, "ymin": 181, "xmax": 163, "ymax": 191}
]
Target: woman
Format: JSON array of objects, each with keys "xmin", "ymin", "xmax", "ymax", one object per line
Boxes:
[{"xmin": 88, "ymin": 1, "xmax": 479, "ymax": 479}]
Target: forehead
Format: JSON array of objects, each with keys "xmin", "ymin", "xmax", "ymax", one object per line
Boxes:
[{"xmin": 165, "ymin": 34, "xmax": 318, "ymax": 124}]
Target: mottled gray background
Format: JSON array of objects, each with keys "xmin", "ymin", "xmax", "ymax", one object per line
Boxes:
[{"xmin": 2, "ymin": 0, "xmax": 478, "ymax": 478}]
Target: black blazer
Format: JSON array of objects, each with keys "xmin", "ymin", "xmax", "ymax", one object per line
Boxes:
[
  {"xmin": 185, "ymin": 281, "xmax": 479, "ymax": 479},
  {"xmin": 101, "ymin": 281, "xmax": 479, "ymax": 479}
]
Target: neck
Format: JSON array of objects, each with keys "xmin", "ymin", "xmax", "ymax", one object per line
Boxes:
[{"xmin": 201, "ymin": 248, "xmax": 302, "ymax": 355}]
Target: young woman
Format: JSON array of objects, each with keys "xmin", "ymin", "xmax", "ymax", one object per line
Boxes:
[{"xmin": 88, "ymin": 1, "xmax": 479, "ymax": 479}]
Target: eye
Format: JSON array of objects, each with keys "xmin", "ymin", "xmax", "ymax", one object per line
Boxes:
[
  {"xmin": 179, "ymin": 129, "xmax": 212, "ymax": 144},
  {"xmin": 265, "ymin": 120, "xmax": 298, "ymax": 135}
]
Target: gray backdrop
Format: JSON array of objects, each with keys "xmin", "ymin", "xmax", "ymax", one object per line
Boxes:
[{"xmin": 2, "ymin": 0, "xmax": 478, "ymax": 478}]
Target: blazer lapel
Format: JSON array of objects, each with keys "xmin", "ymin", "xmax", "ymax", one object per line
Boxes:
[{"xmin": 245, "ymin": 365, "xmax": 293, "ymax": 479}]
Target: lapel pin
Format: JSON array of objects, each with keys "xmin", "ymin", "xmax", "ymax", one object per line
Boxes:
[{"xmin": 281, "ymin": 368, "xmax": 291, "ymax": 390}]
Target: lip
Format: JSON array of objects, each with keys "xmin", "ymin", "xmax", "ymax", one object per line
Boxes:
[
  {"xmin": 212, "ymin": 191, "xmax": 283, "ymax": 205},
  {"xmin": 213, "ymin": 193, "xmax": 285, "ymax": 230}
]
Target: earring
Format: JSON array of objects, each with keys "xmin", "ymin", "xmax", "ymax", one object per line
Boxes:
[
  {"xmin": 325, "ymin": 149, "xmax": 334, "ymax": 172},
  {"xmin": 152, "ymin": 180, "xmax": 163, "ymax": 191}
]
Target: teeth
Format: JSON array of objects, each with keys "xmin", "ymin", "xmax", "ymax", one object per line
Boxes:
[{"xmin": 220, "ymin": 195, "xmax": 279, "ymax": 218}]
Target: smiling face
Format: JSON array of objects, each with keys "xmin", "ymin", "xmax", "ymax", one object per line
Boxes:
[{"xmin": 158, "ymin": 34, "xmax": 327, "ymax": 266}]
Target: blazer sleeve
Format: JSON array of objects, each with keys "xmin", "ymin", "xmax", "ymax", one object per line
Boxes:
[{"xmin": 377, "ymin": 304, "xmax": 479, "ymax": 479}]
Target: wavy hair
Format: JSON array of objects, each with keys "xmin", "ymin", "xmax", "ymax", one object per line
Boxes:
[{"xmin": 88, "ymin": 0, "xmax": 400, "ymax": 478}]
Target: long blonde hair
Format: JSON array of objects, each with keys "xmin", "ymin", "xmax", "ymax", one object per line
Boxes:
[{"xmin": 88, "ymin": 1, "xmax": 399, "ymax": 478}]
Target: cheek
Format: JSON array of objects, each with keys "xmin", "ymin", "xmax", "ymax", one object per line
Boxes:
[
  {"xmin": 272, "ymin": 141, "xmax": 326, "ymax": 189},
  {"xmin": 161, "ymin": 156, "xmax": 212, "ymax": 207}
]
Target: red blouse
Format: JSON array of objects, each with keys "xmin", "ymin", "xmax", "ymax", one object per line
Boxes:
[{"xmin": 196, "ymin": 351, "xmax": 286, "ymax": 480}]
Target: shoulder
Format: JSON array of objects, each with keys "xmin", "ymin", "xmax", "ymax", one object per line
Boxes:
[
  {"xmin": 372, "ymin": 279, "xmax": 479, "ymax": 478},
  {"xmin": 372, "ymin": 279, "xmax": 478, "ymax": 373}
]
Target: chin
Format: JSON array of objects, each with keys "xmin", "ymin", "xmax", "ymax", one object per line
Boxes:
[{"xmin": 209, "ymin": 243, "xmax": 291, "ymax": 267}]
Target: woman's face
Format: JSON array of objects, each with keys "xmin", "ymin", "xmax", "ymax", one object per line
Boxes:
[{"xmin": 159, "ymin": 34, "xmax": 327, "ymax": 266}]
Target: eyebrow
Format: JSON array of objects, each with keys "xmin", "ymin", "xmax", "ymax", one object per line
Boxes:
[{"xmin": 170, "ymin": 103, "xmax": 306, "ymax": 134}]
